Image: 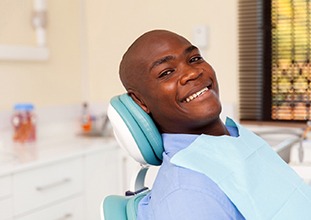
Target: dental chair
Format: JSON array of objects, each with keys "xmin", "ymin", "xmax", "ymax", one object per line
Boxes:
[{"xmin": 101, "ymin": 94, "xmax": 164, "ymax": 220}]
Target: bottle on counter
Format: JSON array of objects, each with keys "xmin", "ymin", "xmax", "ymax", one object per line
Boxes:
[
  {"xmin": 81, "ymin": 102, "xmax": 92, "ymax": 133},
  {"xmin": 12, "ymin": 103, "xmax": 36, "ymax": 143}
]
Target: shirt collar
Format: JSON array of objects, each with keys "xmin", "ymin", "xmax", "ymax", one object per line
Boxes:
[{"xmin": 162, "ymin": 121, "xmax": 239, "ymax": 158}]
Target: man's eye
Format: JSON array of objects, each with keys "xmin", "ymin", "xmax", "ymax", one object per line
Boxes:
[
  {"xmin": 159, "ymin": 69, "xmax": 174, "ymax": 78},
  {"xmin": 190, "ymin": 56, "xmax": 203, "ymax": 63}
]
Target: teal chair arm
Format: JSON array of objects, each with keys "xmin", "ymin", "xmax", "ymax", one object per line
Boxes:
[
  {"xmin": 103, "ymin": 195, "xmax": 130, "ymax": 220},
  {"xmin": 102, "ymin": 190, "xmax": 150, "ymax": 220}
]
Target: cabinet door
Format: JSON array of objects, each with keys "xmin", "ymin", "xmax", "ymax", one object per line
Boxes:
[
  {"xmin": 118, "ymin": 148, "xmax": 141, "ymax": 193},
  {"xmin": 84, "ymin": 146, "xmax": 122, "ymax": 220},
  {"xmin": 120, "ymin": 149, "xmax": 159, "ymax": 191},
  {"xmin": 0, "ymin": 198, "xmax": 13, "ymax": 220},
  {"xmin": 0, "ymin": 175, "xmax": 13, "ymax": 220}
]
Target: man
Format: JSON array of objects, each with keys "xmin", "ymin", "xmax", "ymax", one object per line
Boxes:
[{"xmin": 119, "ymin": 29, "xmax": 245, "ymax": 219}]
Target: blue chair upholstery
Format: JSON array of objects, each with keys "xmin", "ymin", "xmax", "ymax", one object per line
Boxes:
[
  {"xmin": 109, "ymin": 94, "xmax": 163, "ymax": 165},
  {"xmin": 103, "ymin": 190, "xmax": 150, "ymax": 220},
  {"xmin": 103, "ymin": 195, "xmax": 130, "ymax": 220},
  {"xmin": 101, "ymin": 94, "xmax": 163, "ymax": 220}
]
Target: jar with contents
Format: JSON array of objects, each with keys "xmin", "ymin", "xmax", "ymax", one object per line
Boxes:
[{"xmin": 12, "ymin": 103, "xmax": 36, "ymax": 143}]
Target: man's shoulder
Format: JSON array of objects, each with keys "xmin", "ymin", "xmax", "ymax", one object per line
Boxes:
[
  {"xmin": 149, "ymin": 164, "xmax": 240, "ymax": 219},
  {"xmin": 138, "ymin": 157, "xmax": 244, "ymax": 220},
  {"xmin": 152, "ymin": 157, "xmax": 226, "ymax": 201}
]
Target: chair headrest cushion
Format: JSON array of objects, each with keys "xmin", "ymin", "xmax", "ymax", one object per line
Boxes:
[{"xmin": 107, "ymin": 94, "xmax": 163, "ymax": 165}]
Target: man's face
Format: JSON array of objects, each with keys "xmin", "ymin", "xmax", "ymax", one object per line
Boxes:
[{"xmin": 131, "ymin": 33, "xmax": 222, "ymax": 134}]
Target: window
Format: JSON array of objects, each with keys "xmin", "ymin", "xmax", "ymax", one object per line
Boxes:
[{"xmin": 239, "ymin": 0, "xmax": 311, "ymax": 122}]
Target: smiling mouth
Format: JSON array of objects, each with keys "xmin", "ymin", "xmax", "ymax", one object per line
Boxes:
[{"xmin": 184, "ymin": 86, "xmax": 210, "ymax": 103}]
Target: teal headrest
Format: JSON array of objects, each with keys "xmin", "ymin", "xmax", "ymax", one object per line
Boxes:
[{"xmin": 107, "ymin": 94, "xmax": 163, "ymax": 166}]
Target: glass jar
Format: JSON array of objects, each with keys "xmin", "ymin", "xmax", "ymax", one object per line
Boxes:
[{"xmin": 12, "ymin": 103, "xmax": 36, "ymax": 143}]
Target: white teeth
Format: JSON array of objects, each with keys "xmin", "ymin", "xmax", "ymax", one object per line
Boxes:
[{"xmin": 185, "ymin": 87, "xmax": 209, "ymax": 103}]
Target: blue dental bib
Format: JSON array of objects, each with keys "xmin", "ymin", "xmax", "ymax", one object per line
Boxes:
[{"xmin": 171, "ymin": 118, "xmax": 311, "ymax": 220}]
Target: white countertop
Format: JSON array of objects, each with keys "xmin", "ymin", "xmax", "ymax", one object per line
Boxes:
[
  {"xmin": 0, "ymin": 113, "xmax": 119, "ymax": 177},
  {"xmin": 0, "ymin": 103, "xmax": 122, "ymax": 176},
  {"xmin": 0, "ymin": 134, "xmax": 118, "ymax": 177},
  {"xmin": 0, "ymin": 121, "xmax": 301, "ymax": 176}
]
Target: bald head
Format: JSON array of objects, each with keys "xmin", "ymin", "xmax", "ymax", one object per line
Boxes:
[
  {"xmin": 117, "ymin": 29, "xmax": 224, "ymax": 134},
  {"xmin": 119, "ymin": 30, "xmax": 191, "ymax": 93}
]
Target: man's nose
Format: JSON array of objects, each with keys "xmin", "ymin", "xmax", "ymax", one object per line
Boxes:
[{"xmin": 180, "ymin": 66, "xmax": 202, "ymax": 85}]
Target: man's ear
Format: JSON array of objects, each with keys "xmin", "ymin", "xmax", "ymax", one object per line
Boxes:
[{"xmin": 128, "ymin": 92, "xmax": 150, "ymax": 114}]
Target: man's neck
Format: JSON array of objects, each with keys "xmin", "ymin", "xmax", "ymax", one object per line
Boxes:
[{"xmin": 201, "ymin": 118, "xmax": 229, "ymax": 136}]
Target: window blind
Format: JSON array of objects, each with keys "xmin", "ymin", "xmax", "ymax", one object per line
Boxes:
[
  {"xmin": 239, "ymin": 0, "xmax": 266, "ymax": 120},
  {"xmin": 239, "ymin": 0, "xmax": 311, "ymax": 121},
  {"xmin": 271, "ymin": 0, "xmax": 311, "ymax": 121}
]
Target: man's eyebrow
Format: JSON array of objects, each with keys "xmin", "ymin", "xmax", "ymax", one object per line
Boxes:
[
  {"xmin": 150, "ymin": 55, "xmax": 174, "ymax": 71},
  {"xmin": 184, "ymin": 45, "xmax": 199, "ymax": 55},
  {"xmin": 149, "ymin": 45, "xmax": 199, "ymax": 71}
]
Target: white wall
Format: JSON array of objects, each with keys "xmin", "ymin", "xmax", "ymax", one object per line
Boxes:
[
  {"xmin": 0, "ymin": 0, "xmax": 83, "ymax": 110},
  {"xmin": 0, "ymin": 0, "xmax": 238, "ymax": 114},
  {"xmin": 85, "ymin": 0, "xmax": 238, "ymax": 106}
]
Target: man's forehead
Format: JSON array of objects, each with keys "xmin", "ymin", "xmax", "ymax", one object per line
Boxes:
[
  {"xmin": 133, "ymin": 31, "xmax": 187, "ymax": 50},
  {"xmin": 120, "ymin": 30, "xmax": 191, "ymax": 85},
  {"xmin": 131, "ymin": 33, "xmax": 190, "ymax": 62}
]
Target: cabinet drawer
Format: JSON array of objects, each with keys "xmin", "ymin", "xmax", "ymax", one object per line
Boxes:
[
  {"xmin": 13, "ymin": 158, "xmax": 83, "ymax": 215},
  {"xmin": 16, "ymin": 196, "xmax": 84, "ymax": 220}
]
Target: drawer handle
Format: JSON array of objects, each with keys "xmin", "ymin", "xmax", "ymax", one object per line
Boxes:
[
  {"xmin": 56, "ymin": 213, "xmax": 73, "ymax": 220},
  {"xmin": 36, "ymin": 178, "xmax": 71, "ymax": 191}
]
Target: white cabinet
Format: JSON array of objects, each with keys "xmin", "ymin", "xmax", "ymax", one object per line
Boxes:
[
  {"xmin": 83, "ymin": 146, "xmax": 154, "ymax": 220},
  {"xmin": 0, "ymin": 139, "xmax": 126, "ymax": 220},
  {"xmin": 84, "ymin": 147, "xmax": 123, "ymax": 220},
  {"xmin": 118, "ymin": 149, "xmax": 159, "ymax": 192},
  {"xmin": 0, "ymin": 104, "xmax": 134, "ymax": 219}
]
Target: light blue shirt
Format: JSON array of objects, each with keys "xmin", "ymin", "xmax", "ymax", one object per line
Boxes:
[{"xmin": 137, "ymin": 126, "xmax": 245, "ymax": 220}]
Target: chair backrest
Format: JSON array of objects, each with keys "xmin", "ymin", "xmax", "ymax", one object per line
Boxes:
[
  {"xmin": 102, "ymin": 94, "xmax": 164, "ymax": 220},
  {"xmin": 108, "ymin": 94, "xmax": 164, "ymax": 165}
]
